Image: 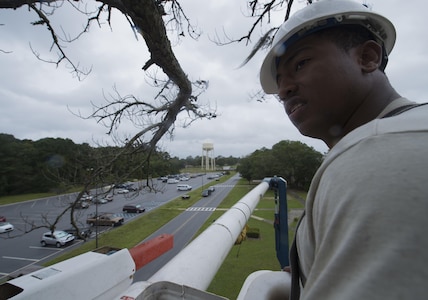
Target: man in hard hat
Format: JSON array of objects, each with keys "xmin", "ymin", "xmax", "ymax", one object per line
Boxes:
[{"xmin": 260, "ymin": 0, "xmax": 428, "ymax": 299}]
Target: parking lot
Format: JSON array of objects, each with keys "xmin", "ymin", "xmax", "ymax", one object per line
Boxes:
[{"xmin": 0, "ymin": 174, "xmax": 221, "ymax": 279}]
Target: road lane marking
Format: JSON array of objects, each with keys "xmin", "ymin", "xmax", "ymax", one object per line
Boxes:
[
  {"xmin": 29, "ymin": 246, "xmax": 63, "ymax": 251},
  {"xmin": 2, "ymin": 256, "xmax": 39, "ymax": 262},
  {"xmin": 185, "ymin": 207, "xmax": 216, "ymax": 212}
]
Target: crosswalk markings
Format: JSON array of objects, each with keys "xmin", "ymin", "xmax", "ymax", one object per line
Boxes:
[{"xmin": 186, "ymin": 207, "xmax": 216, "ymax": 212}]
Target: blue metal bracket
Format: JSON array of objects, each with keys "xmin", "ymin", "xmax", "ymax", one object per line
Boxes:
[{"xmin": 269, "ymin": 176, "xmax": 289, "ymax": 268}]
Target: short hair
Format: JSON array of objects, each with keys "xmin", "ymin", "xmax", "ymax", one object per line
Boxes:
[{"xmin": 318, "ymin": 25, "xmax": 387, "ymax": 71}]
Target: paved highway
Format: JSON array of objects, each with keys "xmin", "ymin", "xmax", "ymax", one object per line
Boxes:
[
  {"xmin": 133, "ymin": 175, "xmax": 240, "ymax": 281},
  {"xmin": 0, "ymin": 173, "xmax": 233, "ymax": 280}
]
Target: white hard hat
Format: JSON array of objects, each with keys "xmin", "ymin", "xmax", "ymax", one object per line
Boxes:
[{"xmin": 260, "ymin": 0, "xmax": 396, "ymax": 94}]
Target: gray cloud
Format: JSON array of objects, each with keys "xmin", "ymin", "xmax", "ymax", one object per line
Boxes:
[{"xmin": 1, "ymin": 1, "xmax": 426, "ymax": 158}]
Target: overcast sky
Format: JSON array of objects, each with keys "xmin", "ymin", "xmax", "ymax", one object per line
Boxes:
[{"xmin": 1, "ymin": 0, "xmax": 427, "ymax": 158}]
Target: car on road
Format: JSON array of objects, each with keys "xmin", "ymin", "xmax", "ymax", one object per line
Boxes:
[
  {"xmin": 117, "ymin": 189, "xmax": 129, "ymax": 194},
  {"xmin": 0, "ymin": 222, "xmax": 14, "ymax": 233},
  {"xmin": 201, "ymin": 189, "xmax": 210, "ymax": 197},
  {"xmin": 177, "ymin": 184, "xmax": 192, "ymax": 191},
  {"xmin": 63, "ymin": 227, "xmax": 92, "ymax": 240},
  {"xmin": 208, "ymin": 186, "xmax": 215, "ymax": 193},
  {"xmin": 40, "ymin": 230, "xmax": 75, "ymax": 248},
  {"xmin": 167, "ymin": 178, "xmax": 179, "ymax": 184},
  {"xmin": 0, "ymin": 216, "xmax": 6, "ymax": 222},
  {"xmin": 122, "ymin": 204, "xmax": 146, "ymax": 213},
  {"xmin": 86, "ymin": 213, "xmax": 124, "ymax": 227}
]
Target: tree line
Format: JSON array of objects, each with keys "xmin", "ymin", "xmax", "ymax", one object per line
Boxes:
[
  {"xmin": 0, "ymin": 133, "xmax": 323, "ymax": 196},
  {"xmin": 237, "ymin": 140, "xmax": 324, "ymax": 190},
  {"xmin": 0, "ymin": 133, "xmax": 240, "ymax": 196}
]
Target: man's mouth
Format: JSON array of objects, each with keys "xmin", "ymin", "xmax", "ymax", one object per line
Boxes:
[{"xmin": 288, "ymin": 102, "xmax": 304, "ymax": 115}]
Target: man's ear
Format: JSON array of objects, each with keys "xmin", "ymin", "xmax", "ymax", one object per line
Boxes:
[{"xmin": 359, "ymin": 40, "xmax": 383, "ymax": 73}]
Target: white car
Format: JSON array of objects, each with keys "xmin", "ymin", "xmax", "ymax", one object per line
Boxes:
[
  {"xmin": 177, "ymin": 184, "xmax": 192, "ymax": 191},
  {"xmin": 81, "ymin": 193, "xmax": 93, "ymax": 201},
  {"xmin": 41, "ymin": 230, "xmax": 75, "ymax": 247},
  {"xmin": 0, "ymin": 222, "xmax": 14, "ymax": 233},
  {"xmin": 117, "ymin": 189, "xmax": 129, "ymax": 194}
]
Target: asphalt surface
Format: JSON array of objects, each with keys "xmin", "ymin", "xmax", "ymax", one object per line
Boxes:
[
  {"xmin": 0, "ymin": 173, "xmax": 238, "ymax": 281},
  {"xmin": 132, "ymin": 176, "xmax": 239, "ymax": 282}
]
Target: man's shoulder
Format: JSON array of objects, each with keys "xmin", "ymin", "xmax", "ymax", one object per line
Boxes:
[{"xmin": 336, "ymin": 102, "xmax": 428, "ymax": 151}]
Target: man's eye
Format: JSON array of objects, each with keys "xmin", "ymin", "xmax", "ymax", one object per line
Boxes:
[{"xmin": 296, "ymin": 59, "xmax": 309, "ymax": 71}]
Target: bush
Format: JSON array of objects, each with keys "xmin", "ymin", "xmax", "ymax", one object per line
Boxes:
[{"xmin": 246, "ymin": 227, "xmax": 260, "ymax": 239}]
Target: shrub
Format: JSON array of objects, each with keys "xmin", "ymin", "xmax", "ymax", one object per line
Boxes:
[{"xmin": 246, "ymin": 227, "xmax": 260, "ymax": 239}]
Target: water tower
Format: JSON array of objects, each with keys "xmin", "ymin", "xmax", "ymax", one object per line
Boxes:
[{"xmin": 201, "ymin": 143, "xmax": 215, "ymax": 171}]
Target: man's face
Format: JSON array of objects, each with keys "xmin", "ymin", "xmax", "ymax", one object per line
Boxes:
[{"xmin": 276, "ymin": 34, "xmax": 367, "ymax": 147}]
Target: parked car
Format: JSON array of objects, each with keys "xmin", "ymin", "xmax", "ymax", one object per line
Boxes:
[
  {"xmin": 117, "ymin": 189, "xmax": 129, "ymax": 194},
  {"xmin": 103, "ymin": 194, "xmax": 114, "ymax": 202},
  {"xmin": 40, "ymin": 230, "xmax": 75, "ymax": 248},
  {"xmin": 114, "ymin": 183, "xmax": 128, "ymax": 189},
  {"xmin": 167, "ymin": 178, "xmax": 179, "ymax": 184},
  {"xmin": 122, "ymin": 204, "xmax": 146, "ymax": 213},
  {"xmin": 0, "ymin": 216, "xmax": 6, "ymax": 222},
  {"xmin": 63, "ymin": 227, "xmax": 92, "ymax": 240},
  {"xmin": 81, "ymin": 193, "xmax": 93, "ymax": 201},
  {"xmin": 86, "ymin": 213, "xmax": 124, "ymax": 227},
  {"xmin": 73, "ymin": 200, "xmax": 90, "ymax": 209},
  {"xmin": 92, "ymin": 198, "xmax": 108, "ymax": 204},
  {"xmin": 0, "ymin": 222, "xmax": 14, "ymax": 233},
  {"xmin": 125, "ymin": 184, "xmax": 138, "ymax": 191},
  {"xmin": 201, "ymin": 189, "xmax": 210, "ymax": 197},
  {"xmin": 115, "ymin": 183, "xmax": 137, "ymax": 191}
]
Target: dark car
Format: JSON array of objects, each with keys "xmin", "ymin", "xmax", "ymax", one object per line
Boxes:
[
  {"xmin": 92, "ymin": 198, "xmax": 108, "ymax": 204},
  {"xmin": 74, "ymin": 200, "xmax": 90, "ymax": 209},
  {"xmin": 125, "ymin": 184, "xmax": 138, "ymax": 191},
  {"xmin": 122, "ymin": 204, "xmax": 146, "ymax": 213},
  {"xmin": 114, "ymin": 183, "xmax": 128, "ymax": 189},
  {"xmin": 115, "ymin": 183, "xmax": 138, "ymax": 191},
  {"xmin": 201, "ymin": 189, "xmax": 210, "ymax": 197},
  {"xmin": 63, "ymin": 227, "xmax": 92, "ymax": 239}
]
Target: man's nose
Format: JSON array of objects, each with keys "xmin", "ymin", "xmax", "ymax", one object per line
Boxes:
[{"xmin": 277, "ymin": 79, "xmax": 297, "ymax": 102}]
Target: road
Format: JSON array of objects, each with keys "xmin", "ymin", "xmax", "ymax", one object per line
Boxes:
[
  {"xmin": 0, "ymin": 173, "xmax": 237, "ymax": 280},
  {"xmin": 133, "ymin": 176, "xmax": 239, "ymax": 281}
]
